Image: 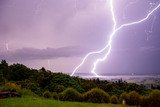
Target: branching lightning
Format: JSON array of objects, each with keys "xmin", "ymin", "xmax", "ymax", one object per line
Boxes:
[
  {"xmin": 145, "ymin": 15, "xmax": 156, "ymax": 40},
  {"xmin": 71, "ymin": 0, "xmax": 160, "ymax": 77}
]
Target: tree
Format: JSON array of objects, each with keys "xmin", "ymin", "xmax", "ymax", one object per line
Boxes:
[
  {"xmin": 0, "ymin": 60, "xmax": 10, "ymax": 80},
  {"xmin": 9, "ymin": 64, "xmax": 32, "ymax": 81}
]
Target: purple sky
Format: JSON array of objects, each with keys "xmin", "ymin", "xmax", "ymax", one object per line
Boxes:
[{"xmin": 0, "ymin": 0, "xmax": 160, "ymax": 75}]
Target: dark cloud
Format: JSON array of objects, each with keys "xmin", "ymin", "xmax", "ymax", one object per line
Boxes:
[{"xmin": 0, "ymin": 46, "xmax": 89, "ymax": 62}]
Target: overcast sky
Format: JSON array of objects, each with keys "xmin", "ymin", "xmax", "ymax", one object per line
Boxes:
[{"xmin": 0, "ymin": 0, "xmax": 160, "ymax": 75}]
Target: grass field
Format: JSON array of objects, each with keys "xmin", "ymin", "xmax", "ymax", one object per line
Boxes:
[{"xmin": 0, "ymin": 96, "xmax": 134, "ymax": 107}]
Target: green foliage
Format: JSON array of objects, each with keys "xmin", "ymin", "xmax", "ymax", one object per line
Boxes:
[
  {"xmin": 47, "ymin": 84, "xmax": 66, "ymax": 93},
  {"xmin": 119, "ymin": 91, "xmax": 141, "ymax": 106},
  {"xmin": 59, "ymin": 88, "xmax": 82, "ymax": 102},
  {"xmin": 52, "ymin": 92, "xmax": 58, "ymax": 100},
  {"xmin": 0, "ymin": 96, "xmax": 129, "ymax": 107},
  {"xmin": 43, "ymin": 91, "xmax": 52, "ymax": 98},
  {"xmin": 148, "ymin": 90, "xmax": 160, "ymax": 107},
  {"xmin": 36, "ymin": 68, "xmax": 52, "ymax": 89},
  {"xmin": 18, "ymin": 80, "xmax": 42, "ymax": 95},
  {"xmin": 110, "ymin": 95, "xmax": 119, "ymax": 104},
  {"xmin": 105, "ymin": 83, "xmax": 114, "ymax": 92},
  {"xmin": 83, "ymin": 88, "xmax": 110, "ymax": 103},
  {"xmin": 9, "ymin": 64, "xmax": 32, "ymax": 81},
  {"xmin": 127, "ymin": 91, "xmax": 141, "ymax": 106},
  {"xmin": 119, "ymin": 92, "xmax": 128, "ymax": 104},
  {"xmin": 48, "ymin": 74, "xmax": 84, "ymax": 93},
  {"xmin": 140, "ymin": 90, "xmax": 160, "ymax": 107},
  {"xmin": 20, "ymin": 89, "xmax": 36, "ymax": 96},
  {"xmin": 126, "ymin": 83, "xmax": 146, "ymax": 94},
  {"xmin": 2, "ymin": 82, "xmax": 21, "ymax": 93},
  {"xmin": 0, "ymin": 71, "xmax": 5, "ymax": 83},
  {"xmin": 0, "ymin": 60, "xmax": 152, "ymax": 104},
  {"xmin": 140, "ymin": 96, "xmax": 150, "ymax": 107},
  {"xmin": 0, "ymin": 60, "xmax": 10, "ymax": 81},
  {"xmin": 54, "ymin": 85, "xmax": 65, "ymax": 93}
]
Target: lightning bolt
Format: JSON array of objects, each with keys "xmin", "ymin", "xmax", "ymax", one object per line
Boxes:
[
  {"xmin": 71, "ymin": 0, "xmax": 160, "ymax": 77},
  {"xmin": 47, "ymin": 59, "xmax": 51, "ymax": 70},
  {"xmin": 5, "ymin": 43, "xmax": 9, "ymax": 51},
  {"xmin": 145, "ymin": 15, "xmax": 156, "ymax": 40}
]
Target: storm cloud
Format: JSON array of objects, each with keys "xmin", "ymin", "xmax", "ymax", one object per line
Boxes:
[
  {"xmin": 0, "ymin": 46, "xmax": 89, "ymax": 61},
  {"xmin": 0, "ymin": 0, "xmax": 160, "ymax": 74}
]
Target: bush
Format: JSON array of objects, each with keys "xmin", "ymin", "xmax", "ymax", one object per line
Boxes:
[
  {"xmin": 18, "ymin": 80, "xmax": 42, "ymax": 95},
  {"xmin": 2, "ymin": 82, "xmax": 21, "ymax": 93},
  {"xmin": 54, "ymin": 85, "xmax": 65, "ymax": 93},
  {"xmin": 27, "ymin": 82, "xmax": 41, "ymax": 95},
  {"xmin": 43, "ymin": 91, "xmax": 52, "ymax": 98},
  {"xmin": 140, "ymin": 96, "xmax": 150, "ymax": 107},
  {"xmin": 148, "ymin": 90, "xmax": 160, "ymax": 107},
  {"xmin": 59, "ymin": 88, "xmax": 82, "ymax": 102},
  {"xmin": 52, "ymin": 92, "xmax": 58, "ymax": 100},
  {"xmin": 140, "ymin": 90, "xmax": 160, "ymax": 107},
  {"xmin": 119, "ymin": 92, "xmax": 128, "ymax": 104},
  {"xmin": 110, "ymin": 95, "xmax": 119, "ymax": 104},
  {"xmin": 20, "ymin": 89, "xmax": 36, "ymax": 96},
  {"xmin": 127, "ymin": 91, "xmax": 141, "ymax": 106},
  {"xmin": 83, "ymin": 88, "xmax": 110, "ymax": 103},
  {"xmin": 50, "ymin": 74, "xmax": 84, "ymax": 93}
]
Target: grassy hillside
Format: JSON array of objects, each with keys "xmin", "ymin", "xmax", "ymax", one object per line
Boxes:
[{"xmin": 0, "ymin": 96, "xmax": 133, "ymax": 107}]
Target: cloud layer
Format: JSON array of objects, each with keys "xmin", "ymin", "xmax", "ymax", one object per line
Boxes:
[{"xmin": 0, "ymin": 46, "xmax": 89, "ymax": 61}]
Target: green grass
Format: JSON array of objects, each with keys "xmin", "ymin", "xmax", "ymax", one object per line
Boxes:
[{"xmin": 0, "ymin": 96, "xmax": 133, "ymax": 107}]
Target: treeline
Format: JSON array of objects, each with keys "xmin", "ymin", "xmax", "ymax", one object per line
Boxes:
[{"xmin": 0, "ymin": 60, "xmax": 160, "ymax": 107}]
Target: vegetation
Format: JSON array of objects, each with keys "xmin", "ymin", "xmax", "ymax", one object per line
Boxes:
[
  {"xmin": 59, "ymin": 88, "xmax": 82, "ymax": 102},
  {"xmin": 83, "ymin": 88, "xmax": 110, "ymax": 103},
  {"xmin": 110, "ymin": 95, "xmax": 119, "ymax": 104},
  {"xmin": 146, "ymin": 90, "xmax": 160, "ymax": 107},
  {"xmin": 0, "ymin": 96, "xmax": 129, "ymax": 107},
  {"xmin": 43, "ymin": 91, "xmax": 52, "ymax": 98},
  {"xmin": 0, "ymin": 60, "xmax": 160, "ymax": 106},
  {"xmin": 127, "ymin": 91, "xmax": 141, "ymax": 106}
]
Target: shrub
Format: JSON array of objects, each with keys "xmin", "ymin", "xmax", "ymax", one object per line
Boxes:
[
  {"xmin": 127, "ymin": 91, "xmax": 141, "ymax": 106},
  {"xmin": 148, "ymin": 90, "xmax": 160, "ymax": 107},
  {"xmin": 140, "ymin": 96, "xmax": 150, "ymax": 107},
  {"xmin": 18, "ymin": 80, "xmax": 41, "ymax": 95},
  {"xmin": 58, "ymin": 93, "xmax": 64, "ymax": 101},
  {"xmin": 54, "ymin": 85, "xmax": 65, "ymax": 93},
  {"xmin": 59, "ymin": 88, "xmax": 82, "ymax": 102},
  {"xmin": 119, "ymin": 92, "xmax": 128, "ymax": 104},
  {"xmin": 110, "ymin": 95, "xmax": 119, "ymax": 104},
  {"xmin": 3, "ymin": 82, "xmax": 21, "ymax": 93},
  {"xmin": 27, "ymin": 82, "xmax": 41, "ymax": 95},
  {"xmin": 43, "ymin": 91, "xmax": 52, "ymax": 98},
  {"xmin": 20, "ymin": 88, "xmax": 36, "ymax": 96},
  {"xmin": 83, "ymin": 88, "xmax": 110, "ymax": 103},
  {"xmin": 52, "ymin": 92, "xmax": 58, "ymax": 100},
  {"xmin": 50, "ymin": 74, "xmax": 84, "ymax": 92}
]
